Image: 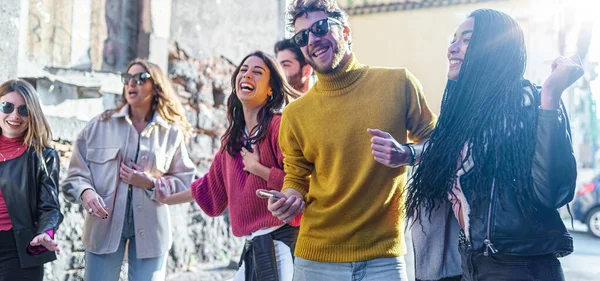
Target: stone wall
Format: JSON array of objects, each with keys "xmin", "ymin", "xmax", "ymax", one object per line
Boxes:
[{"xmin": 170, "ymin": 0, "xmax": 285, "ymax": 63}]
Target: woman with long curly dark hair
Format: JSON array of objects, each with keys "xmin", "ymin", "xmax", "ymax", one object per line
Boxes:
[
  {"xmin": 404, "ymin": 9, "xmax": 582, "ymax": 281},
  {"xmin": 156, "ymin": 51, "xmax": 301, "ymax": 281}
]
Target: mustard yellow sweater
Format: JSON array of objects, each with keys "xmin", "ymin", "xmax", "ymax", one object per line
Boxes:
[{"xmin": 279, "ymin": 53, "xmax": 436, "ymax": 262}]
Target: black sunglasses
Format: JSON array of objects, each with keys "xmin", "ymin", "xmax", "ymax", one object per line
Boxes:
[
  {"xmin": 0, "ymin": 102, "xmax": 28, "ymax": 117},
  {"xmin": 121, "ymin": 72, "xmax": 153, "ymax": 85},
  {"xmin": 292, "ymin": 18, "xmax": 343, "ymax": 47}
]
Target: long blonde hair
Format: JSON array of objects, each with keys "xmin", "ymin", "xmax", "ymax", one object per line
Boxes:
[
  {"xmin": 0, "ymin": 79, "xmax": 52, "ymax": 155},
  {"xmin": 102, "ymin": 59, "xmax": 194, "ymax": 138}
]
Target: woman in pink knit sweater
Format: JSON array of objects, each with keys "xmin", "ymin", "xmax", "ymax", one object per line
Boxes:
[{"xmin": 156, "ymin": 51, "xmax": 302, "ymax": 281}]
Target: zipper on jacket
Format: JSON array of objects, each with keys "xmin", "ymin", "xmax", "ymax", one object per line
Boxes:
[{"xmin": 484, "ymin": 178, "xmax": 498, "ymax": 256}]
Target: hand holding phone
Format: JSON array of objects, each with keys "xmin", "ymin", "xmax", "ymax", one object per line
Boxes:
[{"xmin": 256, "ymin": 189, "xmax": 285, "ymax": 200}]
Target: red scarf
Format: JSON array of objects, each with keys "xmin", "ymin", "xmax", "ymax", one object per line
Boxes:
[{"xmin": 0, "ymin": 134, "xmax": 27, "ymax": 161}]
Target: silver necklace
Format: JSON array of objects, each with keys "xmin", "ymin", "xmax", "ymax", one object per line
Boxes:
[{"xmin": 0, "ymin": 146, "xmax": 23, "ymax": 161}]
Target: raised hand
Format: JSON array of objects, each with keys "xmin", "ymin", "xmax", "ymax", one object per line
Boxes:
[{"xmin": 541, "ymin": 55, "xmax": 584, "ymax": 109}]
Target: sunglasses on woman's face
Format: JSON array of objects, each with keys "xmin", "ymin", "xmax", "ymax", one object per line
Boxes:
[
  {"xmin": 292, "ymin": 17, "xmax": 343, "ymax": 48},
  {"xmin": 121, "ymin": 72, "xmax": 153, "ymax": 85},
  {"xmin": 0, "ymin": 102, "xmax": 28, "ymax": 117}
]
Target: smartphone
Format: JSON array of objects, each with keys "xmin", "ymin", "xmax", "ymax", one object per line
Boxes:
[{"xmin": 257, "ymin": 190, "xmax": 284, "ymax": 200}]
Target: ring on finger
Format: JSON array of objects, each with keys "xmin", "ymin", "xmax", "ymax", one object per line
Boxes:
[{"xmin": 88, "ymin": 208, "xmax": 93, "ymax": 214}]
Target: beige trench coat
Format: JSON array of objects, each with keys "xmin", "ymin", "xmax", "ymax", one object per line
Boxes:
[{"xmin": 62, "ymin": 105, "xmax": 195, "ymax": 258}]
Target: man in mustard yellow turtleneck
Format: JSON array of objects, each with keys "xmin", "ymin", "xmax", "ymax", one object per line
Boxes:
[{"xmin": 264, "ymin": 1, "xmax": 437, "ymax": 280}]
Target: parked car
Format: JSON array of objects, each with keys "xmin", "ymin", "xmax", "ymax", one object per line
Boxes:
[{"xmin": 572, "ymin": 175, "xmax": 600, "ymax": 238}]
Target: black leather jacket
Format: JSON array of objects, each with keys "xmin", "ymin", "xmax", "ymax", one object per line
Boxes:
[
  {"xmin": 462, "ymin": 85, "xmax": 576, "ymax": 257},
  {"xmin": 0, "ymin": 148, "xmax": 63, "ymax": 268}
]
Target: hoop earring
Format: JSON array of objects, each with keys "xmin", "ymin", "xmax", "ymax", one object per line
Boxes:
[{"xmin": 268, "ymin": 95, "xmax": 273, "ymax": 101}]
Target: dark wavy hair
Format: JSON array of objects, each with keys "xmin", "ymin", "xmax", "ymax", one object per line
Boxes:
[
  {"xmin": 287, "ymin": 0, "xmax": 348, "ymax": 27},
  {"xmin": 287, "ymin": 0, "xmax": 352, "ymax": 49},
  {"xmin": 274, "ymin": 38, "xmax": 308, "ymax": 68},
  {"xmin": 221, "ymin": 51, "xmax": 301, "ymax": 156},
  {"xmin": 406, "ymin": 9, "xmax": 538, "ymax": 220}
]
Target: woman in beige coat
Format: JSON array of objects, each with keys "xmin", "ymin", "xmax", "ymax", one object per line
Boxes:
[{"xmin": 62, "ymin": 59, "xmax": 195, "ymax": 281}]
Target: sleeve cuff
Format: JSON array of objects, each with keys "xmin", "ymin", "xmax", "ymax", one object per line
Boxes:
[
  {"xmin": 538, "ymin": 106, "xmax": 561, "ymax": 118},
  {"xmin": 78, "ymin": 187, "xmax": 95, "ymax": 203},
  {"xmin": 281, "ymin": 182, "xmax": 308, "ymax": 198}
]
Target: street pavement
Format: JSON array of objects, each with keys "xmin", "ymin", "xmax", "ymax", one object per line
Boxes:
[
  {"xmin": 168, "ymin": 221, "xmax": 600, "ymax": 281},
  {"xmin": 562, "ymin": 221, "xmax": 600, "ymax": 281}
]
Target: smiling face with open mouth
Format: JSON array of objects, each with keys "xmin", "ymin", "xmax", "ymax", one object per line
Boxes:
[
  {"xmin": 235, "ymin": 56, "xmax": 272, "ymax": 108},
  {"xmin": 0, "ymin": 91, "xmax": 29, "ymax": 139},
  {"xmin": 447, "ymin": 17, "xmax": 474, "ymax": 81},
  {"xmin": 124, "ymin": 64, "xmax": 155, "ymax": 109},
  {"xmin": 295, "ymin": 11, "xmax": 348, "ymax": 74}
]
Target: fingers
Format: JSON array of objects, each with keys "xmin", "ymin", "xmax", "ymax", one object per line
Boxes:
[
  {"xmin": 42, "ymin": 239, "xmax": 60, "ymax": 254},
  {"xmin": 155, "ymin": 178, "xmax": 172, "ymax": 202},
  {"xmin": 30, "ymin": 234, "xmax": 60, "ymax": 254},
  {"xmin": 120, "ymin": 163, "xmax": 133, "ymax": 182},
  {"xmin": 371, "ymin": 143, "xmax": 391, "ymax": 153},
  {"xmin": 372, "ymin": 150, "xmax": 391, "ymax": 160},
  {"xmin": 90, "ymin": 196, "xmax": 109, "ymax": 219},
  {"xmin": 569, "ymin": 54, "xmax": 583, "ymax": 66},
  {"xmin": 30, "ymin": 235, "xmax": 42, "ymax": 246},
  {"xmin": 374, "ymin": 157, "xmax": 392, "ymax": 166},
  {"xmin": 280, "ymin": 199, "xmax": 305, "ymax": 223},
  {"xmin": 268, "ymin": 196, "xmax": 304, "ymax": 222},
  {"xmin": 370, "ymin": 136, "xmax": 393, "ymax": 146},
  {"xmin": 129, "ymin": 160, "xmax": 144, "ymax": 171},
  {"xmin": 551, "ymin": 57, "xmax": 558, "ymax": 72},
  {"xmin": 367, "ymin": 128, "xmax": 391, "ymax": 139},
  {"xmin": 120, "ymin": 162, "xmax": 133, "ymax": 175}
]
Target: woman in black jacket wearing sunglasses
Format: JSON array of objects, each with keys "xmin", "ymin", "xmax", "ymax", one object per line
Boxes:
[{"xmin": 0, "ymin": 79, "xmax": 63, "ymax": 281}]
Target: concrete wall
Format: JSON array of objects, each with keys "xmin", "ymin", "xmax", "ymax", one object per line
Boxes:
[
  {"xmin": 170, "ymin": 0, "xmax": 285, "ymax": 63},
  {"xmin": 26, "ymin": 0, "xmax": 74, "ymax": 69},
  {"xmin": 348, "ymin": 0, "xmax": 535, "ymax": 114},
  {"xmin": 0, "ymin": 0, "xmax": 29, "ymax": 81}
]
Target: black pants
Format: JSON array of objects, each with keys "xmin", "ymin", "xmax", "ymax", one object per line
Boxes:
[
  {"xmin": 0, "ymin": 230, "xmax": 43, "ymax": 281},
  {"xmin": 458, "ymin": 231, "xmax": 565, "ymax": 281}
]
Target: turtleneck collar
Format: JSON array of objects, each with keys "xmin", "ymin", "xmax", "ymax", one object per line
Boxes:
[
  {"xmin": 314, "ymin": 53, "xmax": 368, "ymax": 94},
  {"xmin": 0, "ymin": 134, "xmax": 25, "ymax": 144},
  {"xmin": 0, "ymin": 134, "xmax": 27, "ymax": 162}
]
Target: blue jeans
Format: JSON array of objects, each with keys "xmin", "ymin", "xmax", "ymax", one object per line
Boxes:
[
  {"xmin": 84, "ymin": 237, "xmax": 167, "ymax": 281},
  {"xmin": 293, "ymin": 256, "xmax": 408, "ymax": 281},
  {"xmin": 85, "ymin": 191, "xmax": 166, "ymax": 281}
]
